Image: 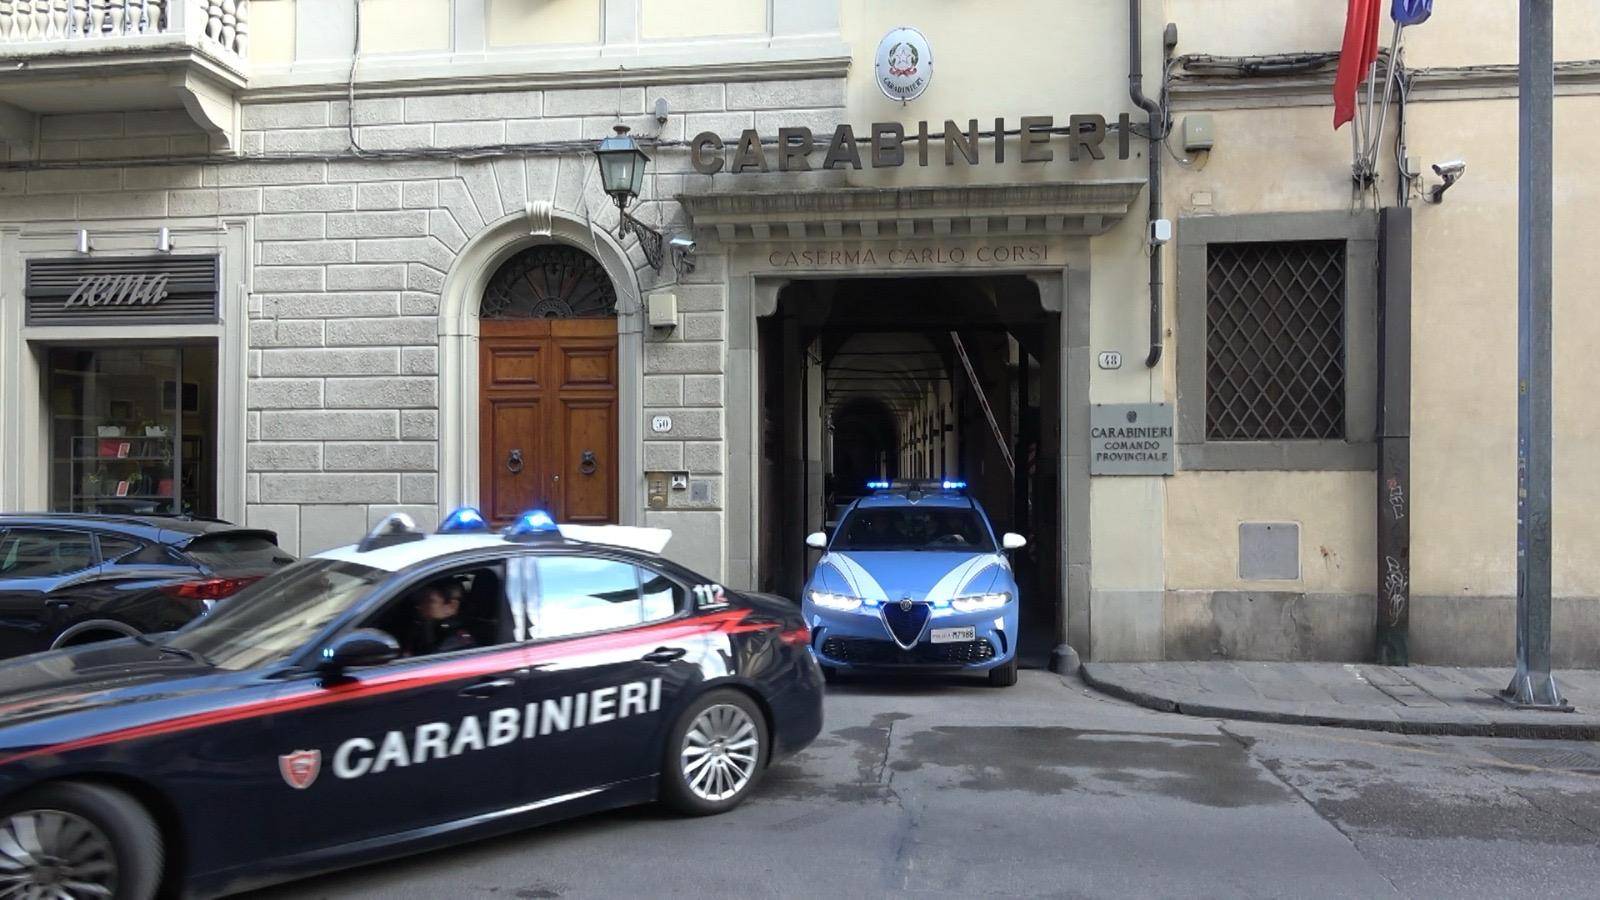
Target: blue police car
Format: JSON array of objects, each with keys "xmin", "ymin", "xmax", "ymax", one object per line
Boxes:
[{"xmin": 801, "ymin": 480, "xmax": 1027, "ymax": 687}]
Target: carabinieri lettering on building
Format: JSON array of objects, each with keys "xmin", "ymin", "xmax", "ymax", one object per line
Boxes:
[
  {"xmin": 1090, "ymin": 403, "xmax": 1175, "ymax": 476},
  {"xmin": 691, "ymin": 114, "xmax": 1134, "ymax": 174}
]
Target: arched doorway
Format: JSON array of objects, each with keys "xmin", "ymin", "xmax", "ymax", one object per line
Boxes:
[{"xmin": 478, "ymin": 243, "xmax": 619, "ymax": 525}]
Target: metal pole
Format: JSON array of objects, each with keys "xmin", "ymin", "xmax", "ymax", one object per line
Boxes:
[
  {"xmin": 1503, "ymin": 0, "xmax": 1565, "ymax": 709},
  {"xmin": 1376, "ymin": 208, "xmax": 1412, "ymax": 666}
]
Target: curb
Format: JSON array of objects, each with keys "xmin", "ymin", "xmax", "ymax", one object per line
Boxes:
[{"xmin": 1079, "ymin": 665, "xmax": 1600, "ymax": 741}]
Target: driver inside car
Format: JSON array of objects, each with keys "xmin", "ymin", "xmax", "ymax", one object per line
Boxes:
[{"xmin": 402, "ymin": 579, "xmax": 476, "ymax": 656}]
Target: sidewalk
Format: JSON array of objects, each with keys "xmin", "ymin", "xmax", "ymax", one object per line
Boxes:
[{"xmin": 1080, "ymin": 661, "xmax": 1600, "ymax": 739}]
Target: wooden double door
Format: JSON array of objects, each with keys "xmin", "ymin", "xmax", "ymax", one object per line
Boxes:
[{"xmin": 479, "ymin": 318, "xmax": 619, "ymax": 525}]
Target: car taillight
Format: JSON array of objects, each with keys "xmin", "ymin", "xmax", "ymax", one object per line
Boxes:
[
  {"xmin": 778, "ymin": 624, "xmax": 811, "ymax": 646},
  {"xmin": 161, "ymin": 576, "xmax": 261, "ymax": 601}
]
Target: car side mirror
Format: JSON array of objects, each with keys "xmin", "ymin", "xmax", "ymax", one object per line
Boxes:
[
  {"xmin": 319, "ymin": 628, "xmax": 400, "ymax": 671},
  {"xmin": 1001, "ymin": 533, "xmax": 1028, "ymax": 551},
  {"xmin": 805, "ymin": 532, "xmax": 828, "ymax": 549}
]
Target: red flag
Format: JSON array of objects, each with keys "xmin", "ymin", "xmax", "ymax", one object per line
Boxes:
[{"xmin": 1333, "ymin": 0, "xmax": 1382, "ymax": 129}]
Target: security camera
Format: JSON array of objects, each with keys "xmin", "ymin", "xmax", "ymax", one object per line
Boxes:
[
  {"xmin": 1427, "ymin": 159, "xmax": 1466, "ymax": 203},
  {"xmin": 668, "ymin": 234, "xmax": 697, "ymax": 275}
]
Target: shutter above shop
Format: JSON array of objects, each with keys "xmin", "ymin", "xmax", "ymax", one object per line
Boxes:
[{"xmin": 25, "ymin": 255, "xmax": 221, "ymax": 326}]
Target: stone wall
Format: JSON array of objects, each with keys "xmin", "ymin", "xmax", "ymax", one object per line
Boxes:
[{"xmin": 0, "ymin": 76, "xmax": 847, "ymax": 575}]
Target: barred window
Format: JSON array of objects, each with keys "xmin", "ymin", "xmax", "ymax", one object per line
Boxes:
[{"xmin": 1205, "ymin": 241, "xmax": 1346, "ymax": 441}]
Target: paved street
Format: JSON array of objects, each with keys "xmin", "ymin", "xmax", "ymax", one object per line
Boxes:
[{"xmin": 246, "ymin": 672, "xmax": 1600, "ymax": 899}]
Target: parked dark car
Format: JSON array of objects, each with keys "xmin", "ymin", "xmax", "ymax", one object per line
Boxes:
[{"xmin": 0, "ymin": 514, "xmax": 293, "ymax": 657}]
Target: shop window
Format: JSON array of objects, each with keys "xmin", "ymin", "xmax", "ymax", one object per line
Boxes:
[
  {"xmin": 1176, "ymin": 212, "xmax": 1378, "ymax": 471},
  {"xmin": 1204, "ymin": 240, "xmax": 1346, "ymax": 441},
  {"xmin": 47, "ymin": 346, "xmax": 218, "ymax": 517}
]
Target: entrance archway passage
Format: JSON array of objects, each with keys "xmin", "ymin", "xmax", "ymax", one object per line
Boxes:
[
  {"xmin": 760, "ymin": 276, "xmax": 1062, "ymax": 669},
  {"xmin": 478, "ymin": 245, "xmax": 619, "ymax": 526}
]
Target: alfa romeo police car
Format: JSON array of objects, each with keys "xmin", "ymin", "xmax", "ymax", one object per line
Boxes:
[
  {"xmin": 803, "ymin": 480, "xmax": 1026, "ymax": 687},
  {"xmin": 0, "ymin": 509, "xmax": 822, "ymax": 899}
]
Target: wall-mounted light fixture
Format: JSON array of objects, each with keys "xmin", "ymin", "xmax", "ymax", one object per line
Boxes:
[
  {"xmin": 74, "ymin": 229, "xmax": 91, "ymax": 254},
  {"xmin": 157, "ymin": 226, "xmax": 173, "ymax": 253},
  {"xmin": 595, "ymin": 124, "xmax": 668, "ymax": 271}
]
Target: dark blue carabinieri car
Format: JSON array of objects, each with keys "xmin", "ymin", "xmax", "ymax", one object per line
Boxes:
[{"xmin": 0, "ymin": 510, "xmax": 822, "ymax": 899}]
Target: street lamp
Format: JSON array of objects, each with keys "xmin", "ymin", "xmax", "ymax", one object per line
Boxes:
[
  {"xmin": 595, "ymin": 125, "xmax": 649, "ymax": 211},
  {"xmin": 595, "ymin": 125, "xmax": 664, "ymax": 270}
]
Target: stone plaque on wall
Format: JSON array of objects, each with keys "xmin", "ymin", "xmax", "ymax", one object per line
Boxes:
[{"xmin": 1090, "ymin": 403, "xmax": 1175, "ymax": 476}]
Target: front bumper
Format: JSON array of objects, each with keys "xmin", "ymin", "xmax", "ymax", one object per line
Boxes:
[{"xmin": 803, "ymin": 604, "xmax": 1017, "ymax": 671}]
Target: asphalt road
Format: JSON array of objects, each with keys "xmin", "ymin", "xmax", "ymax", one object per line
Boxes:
[{"xmin": 243, "ymin": 671, "xmax": 1600, "ymax": 899}]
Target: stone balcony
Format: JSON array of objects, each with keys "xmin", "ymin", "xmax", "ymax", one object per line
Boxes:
[{"xmin": 0, "ymin": 0, "xmax": 250, "ymax": 154}]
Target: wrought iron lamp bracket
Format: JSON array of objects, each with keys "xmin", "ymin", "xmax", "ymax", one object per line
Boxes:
[{"xmin": 619, "ymin": 209, "xmax": 665, "ymax": 272}]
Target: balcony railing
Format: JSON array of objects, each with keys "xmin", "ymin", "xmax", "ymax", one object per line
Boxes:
[{"xmin": 0, "ymin": 0, "xmax": 249, "ymax": 57}]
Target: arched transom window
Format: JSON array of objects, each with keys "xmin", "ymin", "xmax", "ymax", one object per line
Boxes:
[{"xmin": 480, "ymin": 244, "xmax": 617, "ymax": 319}]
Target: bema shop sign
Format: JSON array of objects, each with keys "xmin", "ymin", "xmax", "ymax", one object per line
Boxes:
[
  {"xmin": 690, "ymin": 115, "xmax": 1135, "ymax": 175},
  {"xmin": 64, "ymin": 273, "xmax": 170, "ymax": 309}
]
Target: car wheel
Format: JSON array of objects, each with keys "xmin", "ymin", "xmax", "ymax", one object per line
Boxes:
[
  {"xmin": 661, "ymin": 689, "xmax": 769, "ymax": 816},
  {"xmin": 0, "ymin": 782, "xmax": 163, "ymax": 900},
  {"xmin": 987, "ymin": 658, "xmax": 1019, "ymax": 687}
]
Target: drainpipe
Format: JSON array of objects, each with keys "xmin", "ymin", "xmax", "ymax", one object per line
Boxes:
[{"xmin": 1129, "ymin": 1, "xmax": 1168, "ymax": 368}]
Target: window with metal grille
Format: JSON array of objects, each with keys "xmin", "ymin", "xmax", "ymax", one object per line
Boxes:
[{"xmin": 1205, "ymin": 240, "xmax": 1346, "ymax": 441}]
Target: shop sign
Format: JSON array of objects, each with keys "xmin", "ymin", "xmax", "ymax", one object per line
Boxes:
[
  {"xmin": 875, "ymin": 26, "xmax": 933, "ymax": 102},
  {"xmin": 25, "ymin": 255, "xmax": 220, "ymax": 326},
  {"xmin": 1090, "ymin": 403, "xmax": 1175, "ymax": 476},
  {"xmin": 690, "ymin": 114, "xmax": 1132, "ymax": 175}
]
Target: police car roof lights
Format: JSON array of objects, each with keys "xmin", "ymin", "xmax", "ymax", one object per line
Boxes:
[
  {"xmin": 357, "ymin": 512, "xmax": 427, "ymax": 552},
  {"xmin": 437, "ymin": 506, "xmax": 490, "ymax": 534},
  {"xmin": 867, "ymin": 478, "xmax": 969, "ymax": 493},
  {"xmin": 505, "ymin": 509, "xmax": 561, "ymax": 542}
]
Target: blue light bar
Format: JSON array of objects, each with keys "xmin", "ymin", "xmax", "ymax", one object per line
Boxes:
[
  {"xmin": 941, "ymin": 480, "xmax": 967, "ymax": 490},
  {"xmin": 866, "ymin": 480, "xmax": 891, "ymax": 490},
  {"xmin": 437, "ymin": 506, "xmax": 490, "ymax": 534},
  {"xmin": 505, "ymin": 509, "xmax": 560, "ymax": 541}
]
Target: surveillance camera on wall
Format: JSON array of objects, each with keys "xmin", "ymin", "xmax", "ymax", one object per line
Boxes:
[
  {"xmin": 668, "ymin": 234, "xmax": 697, "ymax": 274},
  {"xmin": 1427, "ymin": 159, "xmax": 1466, "ymax": 203}
]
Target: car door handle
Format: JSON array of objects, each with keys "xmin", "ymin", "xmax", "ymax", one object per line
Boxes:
[
  {"xmin": 458, "ymin": 677, "xmax": 516, "ymax": 698},
  {"xmin": 642, "ymin": 646, "xmax": 686, "ymax": 664}
]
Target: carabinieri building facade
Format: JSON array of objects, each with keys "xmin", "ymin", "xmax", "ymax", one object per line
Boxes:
[{"xmin": 0, "ymin": 0, "xmax": 1596, "ymax": 668}]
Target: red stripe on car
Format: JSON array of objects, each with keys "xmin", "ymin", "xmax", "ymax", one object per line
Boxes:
[{"xmin": 0, "ymin": 608, "xmax": 779, "ymax": 766}]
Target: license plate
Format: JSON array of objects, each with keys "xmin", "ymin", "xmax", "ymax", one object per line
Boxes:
[{"xmin": 930, "ymin": 626, "xmax": 975, "ymax": 644}]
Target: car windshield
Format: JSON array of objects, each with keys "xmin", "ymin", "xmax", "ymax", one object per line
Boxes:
[
  {"xmin": 163, "ymin": 558, "xmax": 385, "ymax": 670},
  {"xmin": 831, "ymin": 507, "xmax": 995, "ymax": 552}
]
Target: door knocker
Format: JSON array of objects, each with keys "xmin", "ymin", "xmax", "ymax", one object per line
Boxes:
[
  {"xmin": 507, "ymin": 448, "xmax": 523, "ymax": 474},
  {"xmin": 578, "ymin": 449, "xmax": 598, "ymax": 476}
]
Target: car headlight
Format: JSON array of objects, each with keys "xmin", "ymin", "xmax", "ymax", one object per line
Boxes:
[
  {"xmin": 951, "ymin": 592, "xmax": 1011, "ymax": 613},
  {"xmin": 809, "ymin": 591, "xmax": 863, "ymax": 612}
]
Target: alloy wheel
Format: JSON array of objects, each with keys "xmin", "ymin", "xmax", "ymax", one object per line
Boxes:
[
  {"xmin": 680, "ymin": 703, "xmax": 761, "ymax": 802},
  {"xmin": 0, "ymin": 808, "xmax": 118, "ymax": 898}
]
